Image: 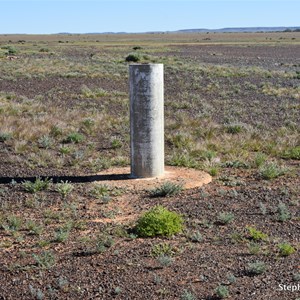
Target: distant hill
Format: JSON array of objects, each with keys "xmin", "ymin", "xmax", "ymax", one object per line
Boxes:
[
  {"xmin": 175, "ymin": 27, "xmax": 300, "ymax": 33},
  {"xmin": 56, "ymin": 27, "xmax": 300, "ymax": 35}
]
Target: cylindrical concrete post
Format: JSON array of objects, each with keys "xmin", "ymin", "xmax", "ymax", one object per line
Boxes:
[{"xmin": 129, "ymin": 63, "xmax": 164, "ymax": 178}]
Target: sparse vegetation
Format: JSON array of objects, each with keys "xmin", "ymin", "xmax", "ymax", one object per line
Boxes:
[
  {"xmin": 215, "ymin": 285, "xmax": 229, "ymax": 298},
  {"xmin": 22, "ymin": 178, "xmax": 51, "ymax": 194},
  {"xmin": 0, "ymin": 32, "xmax": 299, "ymax": 300},
  {"xmin": 247, "ymin": 261, "xmax": 267, "ymax": 275},
  {"xmin": 246, "ymin": 226, "xmax": 268, "ymax": 241},
  {"xmin": 278, "ymin": 242, "xmax": 296, "ymax": 257},
  {"xmin": 56, "ymin": 181, "xmax": 74, "ymax": 199},
  {"xmin": 32, "ymin": 251, "xmax": 56, "ymax": 269},
  {"xmin": 259, "ymin": 162, "xmax": 286, "ymax": 180},
  {"xmin": 149, "ymin": 181, "xmax": 183, "ymax": 197},
  {"xmin": 277, "ymin": 202, "xmax": 291, "ymax": 222},
  {"xmin": 217, "ymin": 212, "xmax": 235, "ymax": 225}
]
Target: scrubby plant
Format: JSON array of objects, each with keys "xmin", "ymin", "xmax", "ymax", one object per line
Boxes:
[
  {"xmin": 227, "ymin": 273, "xmax": 236, "ymax": 284},
  {"xmin": 95, "ymin": 234, "xmax": 114, "ymax": 253},
  {"xmin": 90, "ymin": 184, "xmax": 109, "ymax": 199},
  {"xmin": 25, "ymin": 220, "xmax": 43, "ymax": 236},
  {"xmin": 225, "ymin": 124, "xmax": 243, "ymax": 134},
  {"xmin": 90, "ymin": 157, "xmax": 112, "ymax": 172},
  {"xmin": 38, "ymin": 135, "xmax": 53, "ymax": 149},
  {"xmin": 3, "ymin": 215, "xmax": 22, "ymax": 231},
  {"xmin": 259, "ymin": 202, "xmax": 267, "ymax": 215},
  {"xmin": 215, "ymin": 285, "xmax": 229, "ymax": 298},
  {"xmin": 59, "ymin": 146, "xmax": 71, "ymax": 155},
  {"xmin": 208, "ymin": 166, "xmax": 219, "ymax": 176},
  {"xmin": 248, "ymin": 241, "xmax": 261, "ymax": 255},
  {"xmin": 29, "ymin": 285, "xmax": 44, "ymax": 300},
  {"xmin": 54, "ymin": 226, "xmax": 71, "ymax": 243},
  {"xmin": 39, "ymin": 47, "xmax": 49, "ymax": 52},
  {"xmin": 151, "ymin": 243, "xmax": 174, "ymax": 257},
  {"xmin": 217, "ymin": 212, "xmax": 235, "ymax": 225},
  {"xmin": 6, "ymin": 45, "xmax": 18, "ymax": 55},
  {"xmin": 253, "ymin": 152, "xmax": 267, "ymax": 168},
  {"xmin": 157, "ymin": 255, "xmax": 173, "ymax": 267},
  {"xmin": 246, "ymin": 226, "xmax": 268, "ymax": 241},
  {"xmin": 247, "ymin": 261, "xmax": 267, "ymax": 275},
  {"xmin": 32, "ymin": 251, "xmax": 56, "ymax": 269},
  {"xmin": 113, "ymin": 287, "xmax": 122, "ymax": 295},
  {"xmin": 135, "ymin": 205, "xmax": 183, "ymax": 237},
  {"xmin": 125, "ymin": 52, "xmax": 150, "ymax": 62},
  {"xmin": 125, "ymin": 53, "xmax": 141, "ymax": 62},
  {"xmin": 293, "ymin": 273, "xmax": 300, "ymax": 281},
  {"xmin": 56, "ymin": 181, "xmax": 73, "ymax": 199},
  {"xmin": 50, "ymin": 125, "xmax": 63, "ymax": 137},
  {"xmin": 64, "ymin": 132, "xmax": 84, "ymax": 144},
  {"xmin": 259, "ymin": 162, "xmax": 286, "ymax": 180},
  {"xmin": 111, "ymin": 138, "xmax": 123, "ymax": 149},
  {"xmin": 281, "ymin": 146, "xmax": 300, "ymax": 160},
  {"xmin": 181, "ymin": 289, "xmax": 196, "ymax": 300},
  {"xmin": 277, "ymin": 202, "xmax": 291, "ymax": 222},
  {"xmin": 22, "ymin": 177, "xmax": 51, "ymax": 193},
  {"xmin": 187, "ymin": 230, "xmax": 203, "ymax": 243},
  {"xmin": 149, "ymin": 181, "xmax": 183, "ymax": 197},
  {"xmin": 0, "ymin": 132, "xmax": 12, "ymax": 142},
  {"xmin": 278, "ymin": 242, "xmax": 296, "ymax": 257}
]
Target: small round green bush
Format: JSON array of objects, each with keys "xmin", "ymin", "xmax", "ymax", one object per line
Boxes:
[
  {"xmin": 135, "ymin": 205, "xmax": 183, "ymax": 237},
  {"xmin": 125, "ymin": 53, "xmax": 141, "ymax": 62}
]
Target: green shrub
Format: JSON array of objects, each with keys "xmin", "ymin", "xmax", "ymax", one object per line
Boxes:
[
  {"xmin": 281, "ymin": 146, "xmax": 300, "ymax": 160},
  {"xmin": 253, "ymin": 152, "xmax": 267, "ymax": 168},
  {"xmin": 259, "ymin": 162, "xmax": 286, "ymax": 180},
  {"xmin": 25, "ymin": 220, "xmax": 43, "ymax": 236},
  {"xmin": 149, "ymin": 181, "xmax": 183, "ymax": 197},
  {"xmin": 225, "ymin": 124, "xmax": 243, "ymax": 134},
  {"xmin": 215, "ymin": 285, "xmax": 229, "ymax": 298},
  {"xmin": 151, "ymin": 243, "xmax": 174, "ymax": 257},
  {"xmin": 125, "ymin": 53, "xmax": 141, "ymax": 62},
  {"xmin": 64, "ymin": 132, "xmax": 84, "ymax": 144},
  {"xmin": 277, "ymin": 202, "xmax": 291, "ymax": 222},
  {"xmin": 135, "ymin": 205, "xmax": 183, "ymax": 237},
  {"xmin": 3, "ymin": 215, "xmax": 22, "ymax": 231},
  {"xmin": 5, "ymin": 45, "xmax": 18, "ymax": 55},
  {"xmin": 181, "ymin": 290, "xmax": 196, "ymax": 300},
  {"xmin": 278, "ymin": 242, "xmax": 296, "ymax": 257},
  {"xmin": 248, "ymin": 241, "xmax": 261, "ymax": 255},
  {"xmin": 54, "ymin": 227, "xmax": 70, "ymax": 243},
  {"xmin": 39, "ymin": 47, "xmax": 49, "ymax": 52},
  {"xmin": 32, "ymin": 251, "xmax": 55, "ymax": 269},
  {"xmin": 125, "ymin": 52, "xmax": 150, "ymax": 63},
  {"xmin": 38, "ymin": 135, "xmax": 53, "ymax": 149},
  {"xmin": 111, "ymin": 138, "xmax": 122, "ymax": 149},
  {"xmin": 293, "ymin": 273, "xmax": 300, "ymax": 281},
  {"xmin": 217, "ymin": 212, "xmax": 235, "ymax": 225},
  {"xmin": 56, "ymin": 181, "xmax": 73, "ymax": 199},
  {"xmin": 247, "ymin": 261, "xmax": 267, "ymax": 275},
  {"xmin": 246, "ymin": 226, "xmax": 268, "ymax": 241},
  {"xmin": 187, "ymin": 230, "xmax": 203, "ymax": 243},
  {"xmin": 95, "ymin": 234, "xmax": 114, "ymax": 253},
  {"xmin": 0, "ymin": 132, "xmax": 12, "ymax": 142},
  {"xmin": 22, "ymin": 177, "xmax": 51, "ymax": 193}
]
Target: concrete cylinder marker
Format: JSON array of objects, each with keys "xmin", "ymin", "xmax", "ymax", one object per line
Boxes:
[{"xmin": 129, "ymin": 63, "xmax": 164, "ymax": 178}]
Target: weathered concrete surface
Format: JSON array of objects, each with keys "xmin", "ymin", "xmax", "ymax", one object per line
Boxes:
[
  {"xmin": 129, "ymin": 64, "xmax": 164, "ymax": 178},
  {"xmin": 96, "ymin": 166, "xmax": 212, "ymax": 191}
]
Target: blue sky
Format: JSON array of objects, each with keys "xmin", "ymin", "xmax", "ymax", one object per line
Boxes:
[{"xmin": 1, "ymin": 0, "xmax": 299, "ymax": 34}]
